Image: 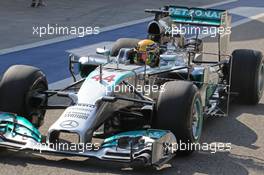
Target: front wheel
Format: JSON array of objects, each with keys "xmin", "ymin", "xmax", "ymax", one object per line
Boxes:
[
  {"xmin": 0, "ymin": 65, "xmax": 48, "ymax": 127},
  {"xmin": 154, "ymin": 81, "xmax": 203, "ymax": 155}
]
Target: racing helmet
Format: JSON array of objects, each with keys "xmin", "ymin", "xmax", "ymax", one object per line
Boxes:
[{"xmin": 134, "ymin": 39, "xmax": 159, "ymax": 67}]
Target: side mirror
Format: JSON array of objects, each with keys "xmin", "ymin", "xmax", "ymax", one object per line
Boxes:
[{"xmin": 96, "ymin": 48, "xmax": 111, "ymax": 56}]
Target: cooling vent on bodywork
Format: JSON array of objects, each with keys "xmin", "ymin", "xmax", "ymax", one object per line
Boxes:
[
  {"xmin": 147, "ymin": 17, "xmax": 172, "ymax": 42},
  {"xmin": 148, "ymin": 21, "xmax": 161, "ymax": 36},
  {"xmin": 147, "ymin": 21, "xmax": 162, "ymax": 42}
]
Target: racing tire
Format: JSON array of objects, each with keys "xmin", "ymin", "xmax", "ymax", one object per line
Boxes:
[
  {"xmin": 111, "ymin": 38, "xmax": 140, "ymax": 56},
  {"xmin": 155, "ymin": 81, "xmax": 203, "ymax": 155},
  {"xmin": 231, "ymin": 49, "xmax": 264, "ymax": 104},
  {"xmin": 0, "ymin": 65, "xmax": 48, "ymax": 128}
]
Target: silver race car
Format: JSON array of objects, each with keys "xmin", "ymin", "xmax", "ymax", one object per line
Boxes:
[{"xmin": 0, "ymin": 6, "xmax": 263, "ymax": 168}]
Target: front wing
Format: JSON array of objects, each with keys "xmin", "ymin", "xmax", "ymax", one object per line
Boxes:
[{"xmin": 0, "ymin": 113, "xmax": 176, "ymax": 167}]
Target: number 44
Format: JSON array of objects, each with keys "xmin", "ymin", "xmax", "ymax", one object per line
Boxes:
[{"xmin": 92, "ymin": 74, "xmax": 116, "ymax": 82}]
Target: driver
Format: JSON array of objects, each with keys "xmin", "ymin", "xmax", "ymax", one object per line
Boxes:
[{"xmin": 130, "ymin": 39, "xmax": 160, "ymax": 67}]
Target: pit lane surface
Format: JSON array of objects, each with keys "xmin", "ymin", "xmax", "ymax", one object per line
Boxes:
[{"xmin": 0, "ymin": 1, "xmax": 264, "ymax": 175}]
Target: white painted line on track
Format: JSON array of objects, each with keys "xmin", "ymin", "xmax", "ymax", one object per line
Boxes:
[
  {"xmin": 201, "ymin": 0, "xmax": 237, "ymax": 8},
  {"xmin": 232, "ymin": 13, "xmax": 264, "ymax": 27},
  {"xmin": 0, "ymin": 0, "xmax": 237, "ymax": 55}
]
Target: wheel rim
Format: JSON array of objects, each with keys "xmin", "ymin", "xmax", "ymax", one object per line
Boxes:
[
  {"xmin": 192, "ymin": 97, "xmax": 203, "ymax": 140},
  {"xmin": 26, "ymin": 81, "xmax": 47, "ymax": 127},
  {"xmin": 258, "ymin": 63, "xmax": 264, "ymax": 95}
]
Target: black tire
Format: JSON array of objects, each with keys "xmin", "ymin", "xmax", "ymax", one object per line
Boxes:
[
  {"xmin": 111, "ymin": 38, "xmax": 140, "ymax": 56},
  {"xmin": 231, "ymin": 49, "xmax": 264, "ymax": 104},
  {"xmin": 0, "ymin": 65, "xmax": 48, "ymax": 127},
  {"xmin": 155, "ymin": 81, "xmax": 203, "ymax": 155}
]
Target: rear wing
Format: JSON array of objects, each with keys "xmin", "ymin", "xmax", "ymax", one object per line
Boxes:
[
  {"xmin": 145, "ymin": 5, "xmax": 230, "ymax": 27},
  {"xmin": 168, "ymin": 6, "xmax": 228, "ymax": 26}
]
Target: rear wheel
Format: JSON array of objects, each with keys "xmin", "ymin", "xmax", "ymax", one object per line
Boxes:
[
  {"xmin": 231, "ymin": 49, "xmax": 264, "ymax": 104},
  {"xmin": 155, "ymin": 81, "xmax": 203, "ymax": 155},
  {"xmin": 0, "ymin": 65, "xmax": 48, "ymax": 127}
]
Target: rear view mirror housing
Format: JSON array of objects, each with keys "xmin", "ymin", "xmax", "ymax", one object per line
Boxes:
[{"xmin": 96, "ymin": 48, "xmax": 111, "ymax": 56}]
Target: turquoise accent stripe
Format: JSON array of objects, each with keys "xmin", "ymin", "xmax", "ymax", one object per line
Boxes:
[
  {"xmin": 0, "ymin": 113, "xmax": 42, "ymax": 142},
  {"xmin": 101, "ymin": 129, "xmax": 168, "ymax": 148}
]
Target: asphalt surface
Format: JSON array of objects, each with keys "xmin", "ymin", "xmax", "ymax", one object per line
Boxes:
[{"xmin": 0, "ymin": 1, "xmax": 264, "ymax": 175}]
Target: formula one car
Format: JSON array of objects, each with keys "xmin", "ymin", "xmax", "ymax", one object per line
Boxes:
[{"xmin": 0, "ymin": 6, "xmax": 263, "ymax": 168}]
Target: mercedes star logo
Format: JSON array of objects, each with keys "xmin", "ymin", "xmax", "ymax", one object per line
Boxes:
[{"xmin": 60, "ymin": 120, "xmax": 79, "ymax": 128}]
